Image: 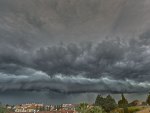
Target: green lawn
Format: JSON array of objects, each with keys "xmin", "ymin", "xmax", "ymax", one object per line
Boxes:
[{"xmin": 128, "ymin": 106, "xmax": 146, "ymax": 113}]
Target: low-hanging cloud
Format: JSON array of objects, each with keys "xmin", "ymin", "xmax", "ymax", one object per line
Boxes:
[{"xmin": 0, "ymin": 70, "xmax": 150, "ymax": 93}]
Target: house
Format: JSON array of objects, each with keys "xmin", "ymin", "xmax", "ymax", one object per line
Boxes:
[
  {"xmin": 129, "ymin": 100, "xmax": 142, "ymax": 106},
  {"xmin": 59, "ymin": 109, "xmax": 76, "ymax": 113},
  {"xmin": 62, "ymin": 104, "xmax": 78, "ymax": 110},
  {"xmin": 15, "ymin": 103, "xmax": 44, "ymax": 112}
]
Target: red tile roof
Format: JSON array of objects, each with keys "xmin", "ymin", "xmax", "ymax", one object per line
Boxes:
[{"xmin": 11, "ymin": 110, "xmax": 76, "ymax": 113}]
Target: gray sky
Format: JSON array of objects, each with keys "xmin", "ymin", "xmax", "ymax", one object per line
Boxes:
[{"xmin": 0, "ymin": 0, "xmax": 150, "ymax": 104}]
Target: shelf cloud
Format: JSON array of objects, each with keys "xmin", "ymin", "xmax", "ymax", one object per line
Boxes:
[{"xmin": 1, "ymin": 36, "xmax": 150, "ymax": 93}]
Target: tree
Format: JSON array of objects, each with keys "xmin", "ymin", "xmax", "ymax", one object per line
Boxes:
[
  {"xmin": 76, "ymin": 103, "xmax": 89, "ymax": 113},
  {"xmin": 105, "ymin": 95, "xmax": 117, "ymax": 112},
  {"xmin": 95, "ymin": 95, "xmax": 117, "ymax": 112},
  {"xmin": 95, "ymin": 95, "xmax": 104, "ymax": 107},
  {"xmin": 146, "ymin": 92, "xmax": 150, "ymax": 105},
  {"xmin": 56, "ymin": 105, "xmax": 62, "ymax": 110},
  {"xmin": 0, "ymin": 102, "xmax": 2, "ymax": 107},
  {"xmin": 118, "ymin": 94, "xmax": 129, "ymax": 113},
  {"xmin": 118, "ymin": 94, "xmax": 128, "ymax": 108},
  {"xmin": 77, "ymin": 103, "xmax": 106, "ymax": 113},
  {"xmin": 39, "ymin": 106, "xmax": 44, "ymax": 111}
]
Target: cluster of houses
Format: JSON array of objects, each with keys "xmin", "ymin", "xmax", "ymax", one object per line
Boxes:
[
  {"xmin": 5, "ymin": 100, "xmax": 148, "ymax": 113},
  {"xmin": 6, "ymin": 103, "xmax": 78, "ymax": 113},
  {"xmin": 14, "ymin": 103, "xmax": 45, "ymax": 112}
]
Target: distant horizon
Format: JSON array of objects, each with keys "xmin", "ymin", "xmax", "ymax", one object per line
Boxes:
[{"xmin": 0, "ymin": 91, "xmax": 148, "ymax": 105}]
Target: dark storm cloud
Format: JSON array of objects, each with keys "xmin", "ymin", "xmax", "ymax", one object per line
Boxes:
[
  {"xmin": 0, "ymin": 36, "xmax": 150, "ymax": 93},
  {"xmin": 29, "ymin": 35, "xmax": 150, "ymax": 84},
  {"xmin": 33, "ymin": 40, "xmax": 125, "ymax": 77},
  {"xmin": 0, "ymin": 0, "xmax": 150, "ymax": 94}
]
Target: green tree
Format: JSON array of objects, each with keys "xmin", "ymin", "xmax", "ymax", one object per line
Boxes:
[
  {"xmin": 39, "ymin": 106, "xmax": 44, "ymax": 111},
  {"xmin": 118, "ymin": 94, "xmax": 128, "ymax": 108},
  {"xmin": 118, "ymin": 94, "xmax": 128, "ymax": 113},
  {"xmin": 0, "ymin": 102, "xmax": 2, "ymax": 107},
  {"xmin": 146, "ymin": 92, "xmax": 150, "ymax": 105},
  {"xmin": 105, "ymin": 95, "xmax": 117, "ymax": 112},
  {"xmin": 95, "ymin": 95, "xmax": 117, "ymax": 112},
  {"xmin": 76, "ymin": 103, "xmax": 88, "ymax": 113},
  {"xmin": 95, "ymin": 95, "xmax": 104, "ymax": 107}
]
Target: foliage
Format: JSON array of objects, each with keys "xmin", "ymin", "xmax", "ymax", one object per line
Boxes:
[
  {"xmin": 76, "ymin": 104, "xmax": 106, "ymax": 113},
  {"xmin": 87, "ymin": 106, "xmax": 105, "ymax": 113},
  {"xmin": 95, "ymin": 95, "xmax": 104, "ymax": 107},
  {"xmin": 0, "ymin": 107, "xmax": 8, "ymax": 113},
  {"xmin": 95, "ymin": 94, "xmax": 117, "ymax": 112},
  {"xmin": 118, "ymin": 94, "xmax": 128, "ymax": 108},
  {"xmin": 118, "ymin": 94, "xmax": 129, "ymax": 113},
  {"xmin": 39, "ymin": 106, "xmax": 45, "ymax": 111},
  {"xmin": 146, "ymin": 92, "xmax": 150, "ymax": 105},
  {"xmin": 76, "ymin": 103, "xmax": 89, "ymax": 113}
]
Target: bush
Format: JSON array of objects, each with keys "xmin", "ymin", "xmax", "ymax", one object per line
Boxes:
[
  {"xmin": 87, "ymin": 106, "xmax": 106, "ymax": 113},
  {"xmin": 0, "ymin": 107, "xmax": 8, "ymax": 113}
]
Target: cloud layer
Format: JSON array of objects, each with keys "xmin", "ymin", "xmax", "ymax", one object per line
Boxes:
[
  {"xmin": 1, "ymin": 35, "xmax": 150, "ymax": 93},
  {"xmin": 1, "ymin": 0, "xmax": 150, "ymax": 94},
  {"xmin": 1, "ymin": 0, "xmax": 150, "ymax": 45}
]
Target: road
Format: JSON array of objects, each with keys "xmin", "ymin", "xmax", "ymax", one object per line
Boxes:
[{"xmin": 136, "ymin": 108, "xmax": 150, "ymax": 113}]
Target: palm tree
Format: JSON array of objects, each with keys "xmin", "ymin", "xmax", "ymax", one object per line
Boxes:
[{"xmin": 88, "ymin": 106, "xmax": 105, "ymax": 113}]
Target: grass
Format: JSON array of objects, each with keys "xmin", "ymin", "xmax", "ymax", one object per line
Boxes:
[
  {"xmin": 128, "ymin": 106, "xmax": 145, "ymax": 113},
  {"xmin": 112, "ymin": 106, "xmax": 148, "ymax": 113}
]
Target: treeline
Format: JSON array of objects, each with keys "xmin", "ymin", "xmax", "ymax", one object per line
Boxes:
[
  {"xmin": 76, "ymin": 93, "xmax": 150, "ymax": 113},
  {"xmin": 76, "ymin": 94, "xmax": 117, "ymax": 113}
]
